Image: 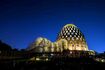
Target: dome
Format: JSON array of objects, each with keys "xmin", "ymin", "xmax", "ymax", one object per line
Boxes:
[{"xmin": 57, "ymin": 24, "xmax": 88, "ymax": 51}]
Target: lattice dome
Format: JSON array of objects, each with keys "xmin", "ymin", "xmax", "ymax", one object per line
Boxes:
[{"xmin": 57, "ymin": 24, "xmax": 88, "ymax": 51}]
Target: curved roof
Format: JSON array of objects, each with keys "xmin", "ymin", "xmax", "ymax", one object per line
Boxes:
[{"xmin": 64, "ymin": 24, "xmax": 76, "ymax": 28}]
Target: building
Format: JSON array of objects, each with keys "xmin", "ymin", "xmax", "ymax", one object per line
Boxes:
[{"xmin": 27, "ymin": 24, "xmax": 95, "ymax": 58}]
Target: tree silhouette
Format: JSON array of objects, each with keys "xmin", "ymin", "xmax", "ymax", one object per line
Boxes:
[{"xmin": 0, "ymin": 40, "xmax": 12, "ymax": 51}]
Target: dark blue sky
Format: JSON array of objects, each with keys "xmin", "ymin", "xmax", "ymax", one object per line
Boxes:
[{"xmin": 0, "ymin": 0, "xmax": 105, "ymax": 52}]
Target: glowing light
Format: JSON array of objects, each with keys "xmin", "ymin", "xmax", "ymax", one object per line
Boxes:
[
  {"xmin": 36, "ymin": 57, "xmax": 40, "ymax": 61},
  {"xmin": 46, "ymin": 58, "xmax": 48, "ymax": 61}
]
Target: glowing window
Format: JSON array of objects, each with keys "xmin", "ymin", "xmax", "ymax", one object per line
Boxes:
[
  {"xmin": 62, "ymin": 36, "xmax": 64, "ymax": 38},
  {"xmin": 76, "ymin": 37, "xmax": 78, "ymax": 40},
  {"xmin": 72, "ymin": 37, "xmax": 74, "ymax": 40},
  {"xmin": 71, "ymin": 32, "xmax": 74, "ymax": 35},
  {"xmin": 74, "ymin": 35, "xmax": 76, "ymax": 37},
  {"xmin": 70, "ymin": 35, "xmax": 72, "ymax": 37},
  {"xmin": 70, "ymin": 30, "xmax": 71, "ymax": 32},
  {"xmin": 68, "ymin": 32, "xmax": 70, "ymax": 35},
  {"xmin": 66, "ymin": 35, "xmax": 68, "ymax": 37},
  {"xmin": 64, "ymin": 33, "xmax": 66, "ymax": 35}
]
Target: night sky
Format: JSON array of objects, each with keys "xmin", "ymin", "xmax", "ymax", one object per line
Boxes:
[{"xmin": 0, "ymin": 0, "xmax": 105, "ymax": 53}]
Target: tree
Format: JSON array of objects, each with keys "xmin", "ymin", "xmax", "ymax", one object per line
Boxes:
[{"xmin": 0, "ymin": 40, "xmax": 12, "ymax": 51}]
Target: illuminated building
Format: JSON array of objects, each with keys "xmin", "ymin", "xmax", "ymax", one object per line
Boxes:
[
  {"xmin": 27, "ymin": 24, "xmax": 95, "ymax": 58},
  {"xmin": 57, "ymin": 24, "xmax": 88, "ymax": 51}
]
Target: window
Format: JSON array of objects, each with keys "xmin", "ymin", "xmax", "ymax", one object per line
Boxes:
[
  {"xmin": 75, "ymin": 32, "xmax": 77, "ymax": 35},
  {"xmin": 74, "ymin": 35, "xmax": 76, "ymax": 37},
  {"xmin": 71, "ymin": 32, "xmax": 74, "ymax": 35},
  {"xmin": 68, "ymin": 32, "xmax": 70, "ymax": 35},
  {"xmin": 70, "ymin": 35, "xmax": 72, "ymax": 37},
  {"xmin": 66, "ymin": 35, "xmax": 68, "ymax": 38},
  {"xmin": 76, "ymin": 37, "xmax": 79, "ymax": 40},
  {"xmin": 72, "ymin": 37, "xmax": 74, "ymax": 40},
  {"xmin": 70, "ymin": 30, "xmax": 71, "ymax": 32}
]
